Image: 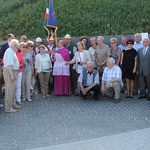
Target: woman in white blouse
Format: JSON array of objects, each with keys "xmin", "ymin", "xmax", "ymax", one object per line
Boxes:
[
  {"xmin": 35, "ymin": 45, "xmax": 52, "ymax": 98},
  {"xmin": 66, "ymin": 41, "xmax": 91, "ymax": 75}
]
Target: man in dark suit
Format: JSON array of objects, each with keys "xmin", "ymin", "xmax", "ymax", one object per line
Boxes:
[
  {"xmin": 0, "ymin": 33, "xmax": 15, "ymax": 59},
  {"xmin": 138, "ymin": 38, "xmax": 150, "ymax": 100}
]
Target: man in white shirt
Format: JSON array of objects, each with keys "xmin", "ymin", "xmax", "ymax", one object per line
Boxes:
[
  {"xmin": 133, "ymin": 33, "xmax": 143, "ymax": 52},
  {"xmin": 3, "ymin": 39, "xmax": 20, "ymax": 113},
  {"xmin": 101, "ymin": 58, "xmax": 123, "ymax": 103},
  {"xmin": 78, "ymin": 61, "xmax": 100, "ymax": 100}
]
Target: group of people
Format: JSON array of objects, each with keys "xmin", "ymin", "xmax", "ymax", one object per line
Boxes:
[{"xmin": 0, "ymin": 32, "xmax": 150, "ymax": 113}]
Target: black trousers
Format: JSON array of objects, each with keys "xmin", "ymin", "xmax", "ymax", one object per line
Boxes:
[{"xmin": 81, "ymin": 85, "xmax": 100, "ymax": 100}]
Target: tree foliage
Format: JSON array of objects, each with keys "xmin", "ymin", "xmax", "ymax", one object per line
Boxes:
[{"xmin": 0, "ymin": 0, "xmax": 150, "ymax": 40}]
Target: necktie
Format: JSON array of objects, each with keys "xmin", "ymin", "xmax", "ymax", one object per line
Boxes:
[{"xmin": 143, "ymin": 48, "xmax": 146, "ymax": 56}]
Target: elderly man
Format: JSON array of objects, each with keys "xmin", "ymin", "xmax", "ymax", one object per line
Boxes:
[
  {"xmin": 132, "ymin": 33, "xmax": 143, "ymax": 95},
  {"xmin": 101, "ymin": 58, "xmax": 123, "ymax": 103},
  {"xmin": 3, "ymin": 39, "xmax": 21, "ymax": 113},
  {"xmin": 78, "ymin": 61, "xmax": 100, "ymax": 100},
  {"xmin": 94, "ymin": 36, "xmax": 110, "ymax": 81},
  {"xmin": 133, "ymin": 33, "xmax": 143, "ymax": 52},
  {"xmin": 138, "ymin": 38, "xmax": 150, "ymax": 100},
  {"xmin": 118, "ymin": 36, "xmax": 128, "ymax": 51},
  {"xmin": 47, "ymin": 36, "xmax": 55, "ymax": 53},
  {"xmin": 34, "ymin": 37, "xmax": 48, "ymax": 54},
  {"xmin": 64, "ymin": 34, "xmax": 77, "ymax": 95}
]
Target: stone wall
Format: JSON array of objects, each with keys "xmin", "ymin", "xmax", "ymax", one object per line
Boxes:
[{"xmin": 0, "ymin": 34, "xmax": 150, "ymax": 48}]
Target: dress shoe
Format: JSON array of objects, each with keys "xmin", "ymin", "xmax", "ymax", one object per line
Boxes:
[
  {"xmin": 138, "ymin": 96, "xmax": 146, "ymax": 99},
  {"xmin": 13, "ymin": 104, "xmax": 21, "ymax": 109},
  {"xmin": 126, "ymin": 95, "xmax": 130, "ymax": 98},
  {"xmin": 147, "ymin": 97, "xmax": 150, "ymax": 101},
  {"xmin": 114, "ymin": 98, "xmax": 120, "ymax": 103},
  {"xmin": 129, "ymin": 96, "xmax": 133, "ymax": 98},
  {"xmin": 5, "ymin": 109, "xmax": 17, "ymax": 113}
]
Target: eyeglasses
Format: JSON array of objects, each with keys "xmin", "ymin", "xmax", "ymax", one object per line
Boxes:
[
  {"xmin": 29, "ymin": 46, "xmax": 33, "ymax": 47},
  {"xmin": 127, "ymin": 43, "xmax": 133, "ymax": 45},
  {"xmin": 22, "ymin": 46, "xmax": 26, "ymax": 48}
]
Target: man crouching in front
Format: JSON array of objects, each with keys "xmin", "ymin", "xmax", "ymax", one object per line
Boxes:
[
  {"xmin": 101, "ymin": 57, "xmax": 123, "ymax": 103},
  {"xmin": 78, "ymin": 61, "xmax": 100, "ymax": 100}
]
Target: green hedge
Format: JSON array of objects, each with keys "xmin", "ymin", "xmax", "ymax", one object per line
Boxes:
[{"xmin": 0, "ymin": 0, "xmax": 150, "ymax": 39}]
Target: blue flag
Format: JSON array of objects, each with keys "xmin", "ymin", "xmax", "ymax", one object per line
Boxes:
[{"xmin": 46, "ymin": 0, "xmax": 57, "ymax": 28}]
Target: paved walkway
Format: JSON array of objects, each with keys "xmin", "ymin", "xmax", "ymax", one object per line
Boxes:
[
  {"xmin": 28, "ymin": 128, "xmax": 150, "ymax": 150},
  {"xmin": 0, "ymin": 93, "xmax": 150, "ymax": 150}
]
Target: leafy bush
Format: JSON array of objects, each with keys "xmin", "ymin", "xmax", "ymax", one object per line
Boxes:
[{"xmin": 0, "ymin": 0, "xmax": 150, "ymax": 39}]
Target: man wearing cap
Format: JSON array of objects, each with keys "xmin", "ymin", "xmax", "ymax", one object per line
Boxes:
[
  {"xmin": 64, "ymin": 34, "xmax": 77, "ymax": 95},
  {"xmin": 34, "ymin": 37, "xmax": 48, "ymax": 55},
  {"xmin": 47, "ymin": 36, "xmax": 55, "ymax": 54}
]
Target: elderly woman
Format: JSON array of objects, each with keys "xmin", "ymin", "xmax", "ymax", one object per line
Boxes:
[
  {"xmin": 66, "ymin": 41, "xmax": 91, "ymax": 95},
  {"xmin": 88, "ymin": 37, "xmax": 97, "ymax": 69},
  {"xmin": 16, "ymin": 43, "xmax": 25, "ymax": 105},
  {"xmin": 66, "ymin": 41, "xmax": 91, "ymax": 75},
  {"xmin": 120, "ymin": 39, "xmax": 137, "ymax": 98},
  {"xmin": 52, "ymin": 40, "xmax": 71, "ymax": 96},
  {"xmin": 26, "ymin": 40, "xmax": 36, "ymax": 97},
  {"xmin": 110, "ymin": 38, "xmax": 121, "ymax": 65},
  {"xmin": 21, "ymin": 42, "xmax": 33, "ymax": 102},
  {"xmin": 35, "ymin": 45, "xmax": 52, "ymax": 98}
]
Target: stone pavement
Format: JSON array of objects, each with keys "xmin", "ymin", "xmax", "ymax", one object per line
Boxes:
[{"xmin": 0, "ymin": 93, "xmax": 150, "ymax": 150}]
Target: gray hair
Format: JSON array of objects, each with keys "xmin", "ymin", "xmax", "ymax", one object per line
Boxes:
[
  {"xmin": 90, "ymin": 37, "xmax": 96, "ymax": 41},
  {"xmin": 9, "ymin": 39, "xmax": 19, "ymax": 47},
  {"xmin": 134, "ymin": 33, "xmax": 141, "ymax": 37},
  {"xmin": 108, "ymin": 57, "xmax": 115, "ymax": 65},
  {"xmin": 87, "ymin": 61, "xmax": 94, "ymax": 67},
  {"xmin": 143, "ymin": 38, "xmax": 150, "ymax": 41},
  {"xmin": 110, "ymin": 37, "xmax": 118, "ymax": 43},
  {"xmin": 97, "ymin": 36, "xmax": 105, "ymax": 42},
  {"xmin": 121, "ymin": 35, "xmax": 127, "ymax": 40}
]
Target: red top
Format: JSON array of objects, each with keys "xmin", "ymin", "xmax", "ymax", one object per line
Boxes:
[{"xmin": 16, "ymin": 52, "xmax": 25, "ymax": 72}]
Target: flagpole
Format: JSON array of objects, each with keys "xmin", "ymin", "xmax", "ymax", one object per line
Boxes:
[{"xmin": 54, "ymin": 27, "xmax": 58, "ymax": 46}]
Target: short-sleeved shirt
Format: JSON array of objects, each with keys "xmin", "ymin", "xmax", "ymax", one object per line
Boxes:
[
  {"xmin": 94, "ymin": 44, "xmax": 110, "ymax": 65},
  {"xmin": 22, "ymin": 52, "xmax": 32, "ymax": 72},
  {"xmin": 3, "ymin": 47, "xmax": 19, "ymax": 70},
  {"xmin": 102, "ymin": 65, "xmax": 123, "ymax": 87}
]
